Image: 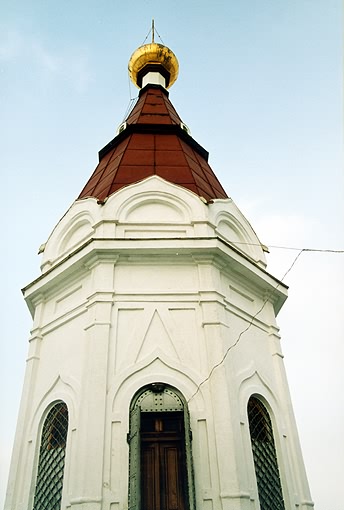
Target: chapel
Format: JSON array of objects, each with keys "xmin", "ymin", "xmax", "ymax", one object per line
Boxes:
[{"xmin": 5, "ymin": 33, "xmax": 313, "ymax": 510}]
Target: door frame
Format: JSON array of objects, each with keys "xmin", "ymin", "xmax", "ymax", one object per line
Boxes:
[{"xmin": 128, "ymin": 384, "xmax": 195, "ymax": 510}]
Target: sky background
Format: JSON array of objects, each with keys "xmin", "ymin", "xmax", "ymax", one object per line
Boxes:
[{"xmin": 1, "ymin": 1, "xmax": 343, "ymax": 509}]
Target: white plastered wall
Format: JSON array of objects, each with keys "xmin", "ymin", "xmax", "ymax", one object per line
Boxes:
[
  {"xmin": 40, "ymin": 176, "xmax": 266, "ymax": 272},
  {"xmin": 5, "ymin": 176, "xmax": 313, "ymax": 510}
]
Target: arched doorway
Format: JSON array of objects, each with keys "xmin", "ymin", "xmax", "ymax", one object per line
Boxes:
[{"xmin": 128, "ymin": 384, "xmax": 194, "ymax": 510}]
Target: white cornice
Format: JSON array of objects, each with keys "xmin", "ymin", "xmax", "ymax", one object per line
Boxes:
[{"xmin": 23, "ymin": 236, "xmax": 287, "ymax": 317}]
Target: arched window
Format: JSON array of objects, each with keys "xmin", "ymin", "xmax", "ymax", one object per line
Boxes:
[
  {"xmin": 33, "ymin": 402, "xmax": 69, "ymax": 510},
  {"xmin": 128, "ymin": 384, "xmax": 195, "ymax": 510},
  {"xmin": 247, "ymin": 397, "xmax": 285, "ymax": 510}
]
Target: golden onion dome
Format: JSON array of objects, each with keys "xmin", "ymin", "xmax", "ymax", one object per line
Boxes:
[{"xmin": 128, "ymin": 42, "xmax": 179, "ymax": 89}]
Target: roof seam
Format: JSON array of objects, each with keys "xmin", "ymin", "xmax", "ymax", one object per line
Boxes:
[{"xmin": 78, "ymin": 85, "xmax": 228, "ymax": 202}]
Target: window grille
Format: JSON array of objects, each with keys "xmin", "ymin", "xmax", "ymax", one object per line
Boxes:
[
  {"xmin": 33, "ymin": 402, "xmax": 69, "ymax": 510},
  {"xmin": 247, "ymin": 397, "xmax": 285, "ymax": 510}
]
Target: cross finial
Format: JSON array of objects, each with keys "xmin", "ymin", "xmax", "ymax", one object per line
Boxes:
[{"xmin": 152, "ymin": 18, "xmax": 155, "ymax": 43}]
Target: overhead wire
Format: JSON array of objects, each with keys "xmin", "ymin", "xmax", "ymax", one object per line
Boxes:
[
  {"xmin": 153, "ymin": 26, "xmax": 164, "ymax": 45},
  {"xmin": 123, "ymin": 20, "xmax": 167, "ymax": 124},
  {"xmin": 122, "ymin": 56, "xmax": 139, "ymax": 123},
  {"xmin": 223, "ymin": 241, "xmax": 344, "ymax": 254},
  {"xmin": 122, "ymin": 95, "xmax": 138, "ymax": 123},
  {"xmin": 122, "ymin": 20, "xmax": 170, "ymax": 125},
  {"xmin": 141, "ymin": 21, "xmax": 165, "ymax": 46},
  {"xmin": 119, "ymin": 25, "xmax": 341, "ymax": 401},
  {"xmin": 187, "ymin": 248, "xmax": 307, "ymax": 404}
]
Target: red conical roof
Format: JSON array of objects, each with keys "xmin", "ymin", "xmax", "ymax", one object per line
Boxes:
[{"xmin": 78, "ymin": 85, "xmax": 228, "ymax": 203}]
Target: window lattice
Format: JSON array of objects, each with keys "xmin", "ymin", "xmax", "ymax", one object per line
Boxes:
[
  {"xmin": 248, "ymin": 397, "xmax": 285, "ymax": 510},
  {"xmin": 33, "ymin": 402, "xmax": 69, "ymax": 510}
]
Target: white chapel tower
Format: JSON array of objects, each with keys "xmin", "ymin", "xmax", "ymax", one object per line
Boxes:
[{"xmin": 5, "ymin": 37, "xmax": 313, "ymax": 510}]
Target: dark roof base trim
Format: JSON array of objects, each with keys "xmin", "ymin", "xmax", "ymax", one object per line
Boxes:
[{"xmin": 98, "ymin": 123, "xmax": 209, "ymax": 162}]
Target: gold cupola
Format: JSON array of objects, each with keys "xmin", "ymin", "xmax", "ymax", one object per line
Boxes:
[{"xmin": 128, "ymin": 24, "xmax": 179, "ymax": 89}]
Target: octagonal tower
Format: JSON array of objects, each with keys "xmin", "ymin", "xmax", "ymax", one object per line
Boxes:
[{"xmin": 5, "ymin": 36, "xmax": 313, "ymax": 510}]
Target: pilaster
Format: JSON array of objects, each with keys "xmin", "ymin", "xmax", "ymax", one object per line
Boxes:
[
  {"xmin": 70, "ymin": 261, "xmax": 114, "ymax": 509},
  {"xmin": 5, "ymin": 296, "xmax": 45, "ymax": 510},
  {"xmin": 195, "ymin": 259, "xmax": 245, "ymax": 510}
]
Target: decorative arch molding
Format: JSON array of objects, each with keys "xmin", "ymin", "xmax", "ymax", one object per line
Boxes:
[
  {"xmin": 109, "ymin": 355, "xmax": 205, "ymax": 416},
  {"xmin": 29, "ymin": 373, "xmax": 79, "ymax": 437},
  {"xmin": 42, "ymin": 203, "xmax": 99, "ymax": 270},
  {"xmin": 121, "ymin": 195, "xmax": 189, "ymax": 223},
  {"xmin": 237, "ymin": 367, "xmax": 281, "ymax": 424},
  {"xmin": 237, "ymin": 369, "xmax": 292, "ymax": 509},
  {"xmin": 54, "ymin": 211, "xmax": 95, "ymax": 259},
  {"xmin": 103, "ymin": 175, "xmax": 207, "ymax": 224},
  {"xmin": 11, "ymin": 375, "xmax": 78, "ymax": 510},
  {"xmin": 214, "ymin": 210, "xmax": 263, "ymax": 262},
  {"xmin": 59, "ymin": 217, "xmax": 94, "ymax": 254},
  {"xmin": 117, "ymin": 192, "xmax": 192, "ymax": 224}
]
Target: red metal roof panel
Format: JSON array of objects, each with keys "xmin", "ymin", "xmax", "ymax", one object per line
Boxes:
[{"xmin": 77, "ymin": 85, "xmax": 228, "ymax": 202}]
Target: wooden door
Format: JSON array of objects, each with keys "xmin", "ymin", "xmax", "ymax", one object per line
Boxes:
[{"xmin": 141, "ymin": 412, "xmax": 187, "ymax": 510}]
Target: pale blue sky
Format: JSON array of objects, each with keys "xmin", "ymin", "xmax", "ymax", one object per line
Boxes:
[{"xmin": 1, "ymin": 1, "xmax": 343, "ymax": 509}]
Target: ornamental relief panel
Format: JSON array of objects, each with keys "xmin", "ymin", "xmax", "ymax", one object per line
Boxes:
[{"xmin": 114, "ymin": 306, "xmax": 201, "ymax": 374}]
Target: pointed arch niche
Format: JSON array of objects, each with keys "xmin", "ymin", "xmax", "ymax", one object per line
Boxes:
[{"xmin": 128, "ymin": 384, "xmax": 195, "ymax": 510}]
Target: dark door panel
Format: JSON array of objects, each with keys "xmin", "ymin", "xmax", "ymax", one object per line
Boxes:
[{"xmin": 141, "ymin": 412, "xmax": 187, "ymax": 510}]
